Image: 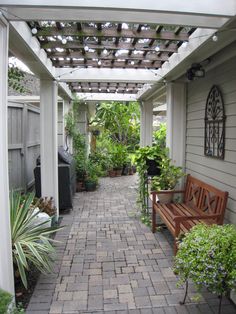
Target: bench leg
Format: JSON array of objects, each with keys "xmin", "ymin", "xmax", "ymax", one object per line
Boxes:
[
  {"xmin": 152, "ymin": 208, "xmax": 156, "ymax": 233},
  {"xmin": 174, "ymin": 240, "xmax": 178, "ymax": 255}
]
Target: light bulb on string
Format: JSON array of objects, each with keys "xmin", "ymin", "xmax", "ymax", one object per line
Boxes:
[
  {"xmin": 61, "ymin": 38, "xmax": 67, "ymax": 45},
  {"xmin": 31, "ymin": 27, "xmax": 38, "ymax": 35},
  {"xmin": 212, "ymin": 34, "xmax": 218, "ymax": 42}
]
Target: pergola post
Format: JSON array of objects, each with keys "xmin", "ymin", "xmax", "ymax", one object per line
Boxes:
[
  {"xmin": 140, "ymin": 100, "xmax": 153, "ymax": 147},
  {"xmin": 58, "ymin": 101, "xmax": 65, "ymax": 147},
  {"xmin": 0, "ymin": 15, "xmax": 15, "ymax": 294},
  {"xmin": 40, "ymin": 80, "xmax": 59, "ymax": 218},
  {"xmin": 166, "ymin": 82, "xmax": 186, "ymax": 167},
  {"xmin": 77, "ymin": 103, "xmax": 89, "ymax": 155},
  {"xmin": 63, "ymin": 98, "xmax": 73, "ymax": 153}
]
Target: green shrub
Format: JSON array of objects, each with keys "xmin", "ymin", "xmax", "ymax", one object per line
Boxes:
[
  {"xmin": 174, "ymin": 224, "xmax": 236, "ymax": 312},
  {"xmin": 151, "ymin": 156, "xmax": 185, "ymax": 191},
  {"xmin": 0, "ymin": 289, "xmax": 12, "ymax": 314}
]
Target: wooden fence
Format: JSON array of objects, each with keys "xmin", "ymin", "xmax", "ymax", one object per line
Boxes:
[{"xmin": 8, "ymin": 101, "xmax": 40, "ymax": 191}]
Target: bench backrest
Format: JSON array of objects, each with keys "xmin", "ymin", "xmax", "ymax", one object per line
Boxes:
[{"xmin": 184, "ymin": 175, "xmax": 228, "ymax": 223}]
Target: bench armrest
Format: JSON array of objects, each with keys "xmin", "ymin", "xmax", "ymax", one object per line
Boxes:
[{"xmin": 151, "ymin": 190, "xmax": 185, "ymax": 195}]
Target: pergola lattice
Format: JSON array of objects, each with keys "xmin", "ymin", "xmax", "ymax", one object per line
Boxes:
[{"xmin": 27, "ymin": 21, "xmax": 195, "ymax": 93}]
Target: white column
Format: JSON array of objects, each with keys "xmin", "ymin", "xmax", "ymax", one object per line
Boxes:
[
  {"xmin": 0, "ymin": 16, "xmax": 14, "ymax": 294},
  {"xmin": 140, "ymin": 100, "xmax": 153, "ymax": 147},
  {"xmin": 40, "ymin": 80, "xmax": 59, "ymax": 218},
  {"xmin": 57, "ymin": 101, "xmax": 64, "ymax": 147},
  {"xmin": 166, "ymin": 82, "xmax": 186, "ymax": 168},
  {"xmin": 77, "ymin": 103, "xmax": 89, "ymax": 155},
  {"xmin": 63, "ymin": 99, "xmax": 73, "ymax": 153}
]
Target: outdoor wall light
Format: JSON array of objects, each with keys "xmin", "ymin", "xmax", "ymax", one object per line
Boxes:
[{"xmin": 186, "ymin": 63, "xmax": 205, "ymax": 80}]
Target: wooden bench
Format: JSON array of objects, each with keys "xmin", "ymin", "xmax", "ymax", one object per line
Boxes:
[{"xmin": 151, "ymin": 174, "xmax": 228, "ymax": 254}]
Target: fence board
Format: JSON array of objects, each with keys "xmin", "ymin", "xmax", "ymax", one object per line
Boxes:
[{"xmin": 8, "ymin": 101, "xmax": 40, "ymax": 191}]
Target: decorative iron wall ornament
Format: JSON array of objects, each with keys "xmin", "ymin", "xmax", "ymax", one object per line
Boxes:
[{"xmin": 204, "ymin": 85, "xmax": 226, "ymax": 159}]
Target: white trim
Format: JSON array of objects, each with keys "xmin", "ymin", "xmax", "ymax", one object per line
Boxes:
[
  {"xmin": 40, "ymin": 80, "xmax": 59, "ymax": 217},
  {"xmin": 76, "ymin": 93, "xmax": 137, "ymax": 101},
  {"xmin": 57, "ymin": 68, "xmax": 157, "ymax": 84},
  {"xmin": 166, "ymin": 82, "xmax": 186, "ymax": 168},
  {"xmin": 1, "ymin": 1, "xmax": 234, "ymax": 27},
  {"xmin": 0, "ymin": 15, "xmax": 15, "ymax": 294},
  {"xmin": 140, "ymin": 100, "xmax": 153, "ymax": 147}
]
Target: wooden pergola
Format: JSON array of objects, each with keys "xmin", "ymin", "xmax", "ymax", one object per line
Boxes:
[
  {"xmin": 26, "ymin": 21, "xmax": 195, "ymax": 94},
  {"xmin": 0, "ymin": 0, "xmax": 236, "ymax": 296}
]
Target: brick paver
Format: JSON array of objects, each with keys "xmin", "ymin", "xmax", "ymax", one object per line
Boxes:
[{"xmin": 27, "ymin": 175, "xmax": 236, "ymax": 314}]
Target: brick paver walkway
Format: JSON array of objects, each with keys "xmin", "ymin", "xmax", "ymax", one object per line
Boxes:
[{"xmin": 27, "ymin": 175, "xmax": 236, "ymax": 314}]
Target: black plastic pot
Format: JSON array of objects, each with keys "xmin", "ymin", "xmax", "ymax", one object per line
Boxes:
[
  {"xmin": 85, "ymin": 181, "xmax": 97, "ymax": 191},
  {"xmin": 122, "ymin": 164, "xmax": 129, "ymax": 175},
  {"xmin": 146, "ymin": 159, "xmax": 161, "ymax": 176}
]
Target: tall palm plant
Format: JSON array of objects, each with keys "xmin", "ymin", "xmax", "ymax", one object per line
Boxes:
[{"xmin": 10, "ymin": 191, "xmax": 62, "ymax": 289}]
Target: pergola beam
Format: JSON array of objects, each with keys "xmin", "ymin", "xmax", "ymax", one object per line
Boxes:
[
  {"xmin": 37, "ymin": 27, "xmax": 189, "ymax": 41},
  {"xmin": 77, "ymin": 92, "xmax": 137, "ymax": 101},
  {"xmin": 56, "ymin": 68, "xmax": 157, "ymax": 83},
  {"xmin": 0, "ymin": 1, "xmax": 234, "ymax": 28},
  {"xmin": 41, "ymin": 41, "xmax": 178, "ymax": 53},
  {"xmin": 48, "ymin": 51, "xmax": 169, "ymax": 62}
]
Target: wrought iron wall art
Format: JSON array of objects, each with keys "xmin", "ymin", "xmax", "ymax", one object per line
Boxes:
[{"xmin": 204, "ymin": 85, "xmax": 226, "ymax": 159}]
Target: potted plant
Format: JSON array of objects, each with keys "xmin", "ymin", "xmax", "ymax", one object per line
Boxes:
[
  {"xmin": 85, "ymin": 160, "xmax": 99, "ymax": 191},
  {"xmin": 151, "ymin": 156, "xmax": 185, "ymax": 203},
  {"xmin": 174, "ymin": 224, "xmax": 236, "ymax": 314},
  {"xmin": 111, "ymin": 144, "xmax": 128, "ymax": 176},
  {"xmin": 135, "ymin": 145, "xmax": 167, "ymax": 176},
  {"xmin": 10, "ymin": 191, "xmax": 63, "ymax": 289},
  {"xmin": 34, "ymin": 196, "xmax": 57, "ymax": 226}
]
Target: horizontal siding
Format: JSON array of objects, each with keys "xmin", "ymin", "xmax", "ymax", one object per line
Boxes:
[{"xmin": 186, "ymin": 55, "xmax": 236, "ymax": 224}]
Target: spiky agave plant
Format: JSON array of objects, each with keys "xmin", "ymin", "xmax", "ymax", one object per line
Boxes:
[{"xmin": 10, "ymin": 191, "xmax": 62, "ymax": 289}]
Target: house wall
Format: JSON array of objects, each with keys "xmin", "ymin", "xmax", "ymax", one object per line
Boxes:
[{"xmin": 186, "ymin": 55, "xmax": 236, "ymax": 224}]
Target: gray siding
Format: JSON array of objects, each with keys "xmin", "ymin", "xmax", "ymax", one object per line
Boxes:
[{"xmin": 186, "ymin": 56, "xmax": 236, "ymax": 224}]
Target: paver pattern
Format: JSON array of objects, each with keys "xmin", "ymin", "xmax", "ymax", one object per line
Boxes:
[{"xmin": 27, "ymin": 175, "xmax": 236, "ymax": 314}]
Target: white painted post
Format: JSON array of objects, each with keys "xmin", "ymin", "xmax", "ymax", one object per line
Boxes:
[
  {"xmin": 40, "ymin": 80, "xmax": 59, "ymax": 218},
  {"xmin": 166, "ymin": 82, "xmax": 186, "ymax": 168},
  {"xmin": 0, "ymin": 16, "xmax": 15, "ymax": 294},
  {"xmin": 57, "ymin": 101, "xmax": 64, "ymax": 147},
  {"xmin": 140, "ymin": 100, "xmax": 153, "ymax": 147},
  {"xmin": 77, "ymin": 103, "xmax": 89, "ymax": 155},
  {"xmin": 63, "ymin": 99, "xmax": 73, "ymax": 153}
]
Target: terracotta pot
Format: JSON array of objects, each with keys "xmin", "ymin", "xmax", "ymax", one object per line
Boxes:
[
  {"xmin": 115, "ymin": 169, "xmax": 122, "ymax": 176},
  {"xmin": 108, "ymin": 169, "xmax": 116, "ymax": 177},
  {"xmin": 157, "ymin": 191, "xmax": 173, "ymax": 204},
  {"xmin": 76, "ymin": 181, "xmax": 85, "ymax": 192}
]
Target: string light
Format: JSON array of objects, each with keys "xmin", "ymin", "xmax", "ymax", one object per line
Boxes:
[
  {"xmin": 212, "ymin": 34, "xmax": 218, "ymax": 42},
  {"xmin": 84, "ymin": 45, "xmax": 89, "ymax": 52},
  {"xmin": 31, "ymin": 27, "xmax": 38, "ymax": 35},
  {"xmin": 155, "ymin": 46, "xmax": 160, "ymax": 52},
  {"xmin": 97, "ymin": 60, "xmax": 102, "ymax": 66},
  {"xmin": 103, "ymin": 49, "xmax": 108, "ymax": 55},
  {"xmin": 182, "ymin": 41, "xmax": 188, "ymax": 48},
  {"xmin": 61, "ymin": 38, "xmax": 67, "ymax": 45}
]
